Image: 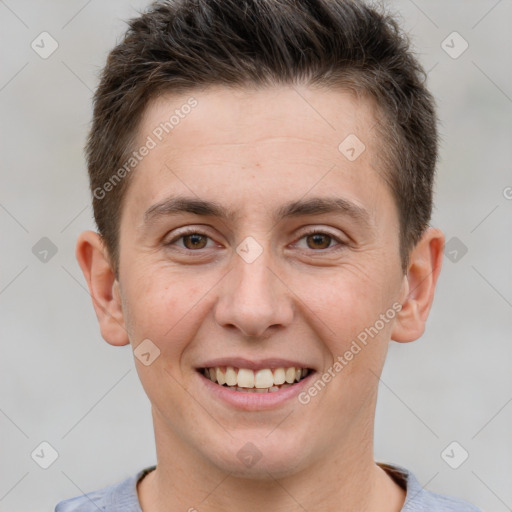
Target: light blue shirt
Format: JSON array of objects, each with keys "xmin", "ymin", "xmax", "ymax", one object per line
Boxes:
[{"xmin": 55, "ymin": 463, "xmax": 483, "ymax": 511}]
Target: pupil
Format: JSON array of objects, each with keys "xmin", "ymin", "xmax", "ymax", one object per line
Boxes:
[
  {"xmin": 310, "ymin": 234, "xmax": 329, "ymax": 249},
  {"xmin": 186, "ymin": 234, "xmax": 205, "ymax": 249}
]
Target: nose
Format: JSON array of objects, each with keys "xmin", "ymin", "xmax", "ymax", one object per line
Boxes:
[{"xmin": 214, "ymin": 240, "xmax": 294, "ymax": 339}]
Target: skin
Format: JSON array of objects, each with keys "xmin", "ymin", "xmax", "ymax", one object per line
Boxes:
[{"xmin": 77, "ymin": 84, "xmax": 444, "ymax": 512}]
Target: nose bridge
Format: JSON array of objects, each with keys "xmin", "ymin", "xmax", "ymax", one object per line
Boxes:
[
  {"xmin": 236, "ymin": 236, "xmax": 274, "ymax": 294},
  {"xmin": 214, "ymin": 234, "xmax": 293, "ymax": 338}
]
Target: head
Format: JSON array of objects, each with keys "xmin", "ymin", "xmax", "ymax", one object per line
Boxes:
[
  {"xmin": 77, "ymin": 0, "xmax": 444, "ymax": 479},
  {"xmin": 87, "ymin": 0, "xmax": 439, "ymax": 277}
]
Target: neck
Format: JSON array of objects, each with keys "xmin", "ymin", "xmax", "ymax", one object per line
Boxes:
[{"xmin": 138, "ymin": 411, "xmax": 405, "ymax": 512}]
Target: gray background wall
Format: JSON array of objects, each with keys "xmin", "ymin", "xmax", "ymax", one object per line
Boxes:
[{"xmin": 1, "ymin": 1, "xmax": 511, "ymax": 510}]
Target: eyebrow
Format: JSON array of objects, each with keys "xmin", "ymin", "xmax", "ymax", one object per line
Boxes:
[{"xmin": 143, "ymin": 195, "xmax": 372, "ymax": 230}]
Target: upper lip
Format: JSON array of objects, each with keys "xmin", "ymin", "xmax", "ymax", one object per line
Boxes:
[{"xmin": 197, "ymin": 357, "xmax": 316, "ymax": 372}]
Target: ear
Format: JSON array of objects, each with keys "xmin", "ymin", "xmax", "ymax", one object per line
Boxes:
[
  {"xmin": 391, "ymin": 227, "xmax": 445, "ymax": 343},
  {"xmin": 75, "ymin": 230, "xmax": 130, "ymax": 346}
]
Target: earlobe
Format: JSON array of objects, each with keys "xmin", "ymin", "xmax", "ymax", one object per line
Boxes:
[
  {"xmin": 391, "ymin": 227, "xmax": 445, "ymax": 343},
  {"xmin": 75, "ymin": 230, "xmax": 130, "ymax": 346}
]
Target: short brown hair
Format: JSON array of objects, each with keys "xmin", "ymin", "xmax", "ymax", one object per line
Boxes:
[{"xmin": 86, "ymin": 0, "xmax": 438, "ymax": 275}]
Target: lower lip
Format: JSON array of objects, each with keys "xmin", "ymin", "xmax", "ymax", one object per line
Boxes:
[{"xmin": 197, "ymin": 370, "xmax": 315, "ymax": 411}]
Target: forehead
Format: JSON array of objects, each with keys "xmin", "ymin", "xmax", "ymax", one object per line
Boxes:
[
  {"xmin": 123, "ymin": 84, "xmax": 393, "ymax": 226},
  {"xmin": 138, "ymin": 84, "xmax": 379, "ymax": 151}
]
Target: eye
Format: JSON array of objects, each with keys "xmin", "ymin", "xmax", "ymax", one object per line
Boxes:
[
  {"xmin": 294, "ymin": 229, "xmax": 347, "ymax": 251},
  {"xmin": 165, "ymin": 229, "xmax": 215, "ymax": 251}
]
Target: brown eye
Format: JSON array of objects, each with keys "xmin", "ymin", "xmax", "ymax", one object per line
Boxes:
[
  {"xmin": 305, "ymin": 233, "xmax": 333, "ymax": 250},
  {"xmin": 182, "ymin": 233, "xmax": 209, "ymax": 250},
  {"xmin": 294, "ymin": 229, "xmax": 347, "ymax": 252}
]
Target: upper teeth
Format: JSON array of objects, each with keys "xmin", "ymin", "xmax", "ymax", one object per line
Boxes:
[{"xmin": 204, "ymin": 367, "xmax": 309, "ymax": 388}]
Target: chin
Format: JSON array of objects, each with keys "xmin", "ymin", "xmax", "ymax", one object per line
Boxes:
[{"xmin": 206, "ymin": 435, "xmax": 312, "ymax": 480}]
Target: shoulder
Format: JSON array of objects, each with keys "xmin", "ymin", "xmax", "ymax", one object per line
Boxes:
[
  {"xmin": 378, "ymin": 463, "xmax": 483, "ymax": 512},
  {"xmin": 54, "ymin": 466, "xmax": 156, "ymax": 512},
  {"xmin": 54, "ymin": 486, "xmax": 108, "ymax": 512}
]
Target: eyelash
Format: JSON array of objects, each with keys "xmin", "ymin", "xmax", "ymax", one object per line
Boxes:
[{"xmin": 165, "ymin": 227, "xmax": 347, "ymax": 253}]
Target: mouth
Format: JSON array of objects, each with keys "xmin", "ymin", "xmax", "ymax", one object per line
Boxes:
[{"xmin": 198, "ymin": 366, "xmax": 313, "ymax": 393}]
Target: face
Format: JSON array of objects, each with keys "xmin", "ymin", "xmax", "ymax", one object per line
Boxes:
[{"xmin": 82, "ymin": 84, "xmax": 429, "ymax": 479}]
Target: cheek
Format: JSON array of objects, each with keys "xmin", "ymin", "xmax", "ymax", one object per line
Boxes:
[
  {"xmin": 290, "ymin": 260, "xmax": 398, "ymax": 379},
  {"xmin": 298, "ymin": 263, "xmax": 384, "ymax": 333},
  {"xmin": 122, "ymin": 270, "xmax": 207, "ymax": 400},
  {"xmin": 121, "ymin": 264, "xmax": 230, "ymax": 380},
  {"xmin": 121, "ymin": 267, "xmax": 201, "ymax": 347}
]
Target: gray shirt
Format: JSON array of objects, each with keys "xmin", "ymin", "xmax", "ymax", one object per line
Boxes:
[{"xmin": 54, "ymin": 463, "xmax": 483, "ymax": 511}]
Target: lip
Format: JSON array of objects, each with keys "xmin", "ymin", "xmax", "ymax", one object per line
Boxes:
[
  {"xmin": 196, "ymin": 368, "xmax": 316, "ymax": 411},
  {"xmin": 197, "ymin": 357, "xmax": 315, "ymax": 371}
]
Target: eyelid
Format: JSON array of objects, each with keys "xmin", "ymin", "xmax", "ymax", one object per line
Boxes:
[{"xmin": 296, "ymin": 226, "xmax": 346, "ymax": 239}]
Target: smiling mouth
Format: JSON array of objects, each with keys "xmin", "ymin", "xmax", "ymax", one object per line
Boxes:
[{"xmin": 199, "ymin": 366, "xmax": 312, "ymax": 393}]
